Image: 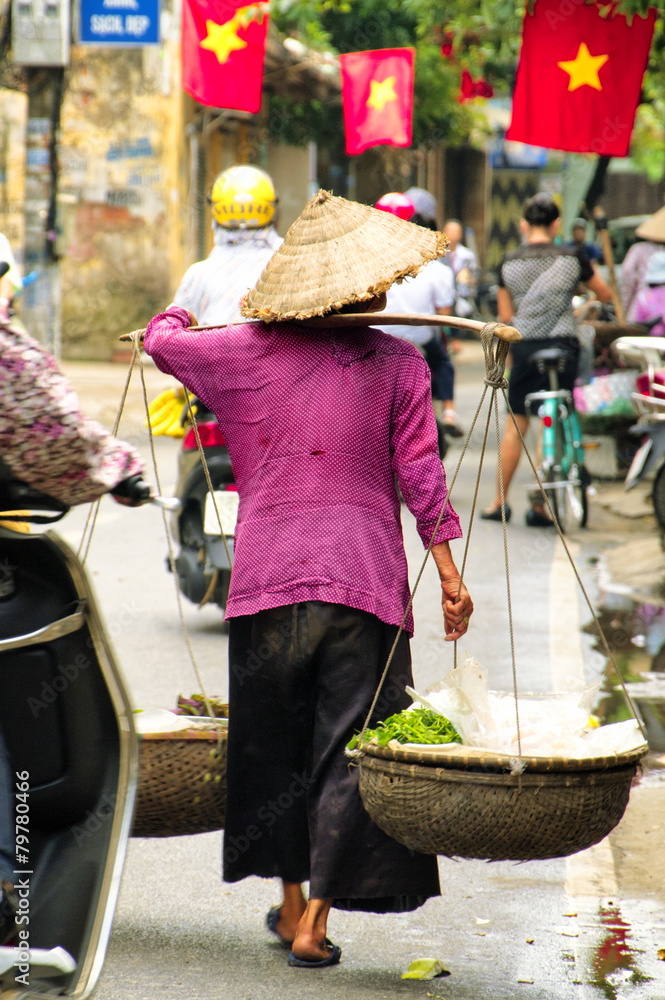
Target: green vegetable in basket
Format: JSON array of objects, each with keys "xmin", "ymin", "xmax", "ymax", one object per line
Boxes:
[
  {"xmin": 347, "ymin": 708, "xmax": 461, "ymax": 751},
  {"xmin": 175, "ymin": 694, "xmax": 229, "ymax": 718}
]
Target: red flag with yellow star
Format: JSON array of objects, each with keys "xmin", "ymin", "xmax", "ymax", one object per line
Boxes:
[
  {"xmin": 339, "ymin": 48, "xmax": 415, "ymax": 156},
  {"xmin": 181, "ymin": 0, "xmax": 269, "ymax": 112},
  {"xmin": 506, "ymin": 0, "xmax": 655, "ymax": 156}
]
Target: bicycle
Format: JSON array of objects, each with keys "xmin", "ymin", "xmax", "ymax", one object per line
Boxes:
[{"xmin": 524, "ymin": 347, "xmax": 591, "ymax": 532}]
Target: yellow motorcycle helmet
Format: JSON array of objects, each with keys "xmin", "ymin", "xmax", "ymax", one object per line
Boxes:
[{"xmin": 208, "ymin": 165, "xmax": 277, "ymax": 229}]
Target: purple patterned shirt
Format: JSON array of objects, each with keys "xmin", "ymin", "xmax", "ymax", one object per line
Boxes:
[
  {"xmin": 0, "ymin": 323, "xmax": 143, "ymax": 506},
  {"xmin": 144, "ymin": 307, "xmax": 461, "ymax": 634}
]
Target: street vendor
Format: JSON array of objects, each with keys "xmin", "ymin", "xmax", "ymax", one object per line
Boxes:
[{"xmin": 142, "ymin": 190, "xmax": 473, "ymax": 969}]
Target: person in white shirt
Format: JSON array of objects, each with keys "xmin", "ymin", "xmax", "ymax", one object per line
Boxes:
[
  {"xmin": 374, "ymin": 193, "xmax": 463, "ymax": 447},
  {"xmin": 443, "ymin": 220, "xmax": 478, "ymax": 317}
]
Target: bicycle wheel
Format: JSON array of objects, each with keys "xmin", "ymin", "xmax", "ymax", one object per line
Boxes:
[{"xmin": 549, "ymin": 461, "xmax": 589, "ymax": 532}]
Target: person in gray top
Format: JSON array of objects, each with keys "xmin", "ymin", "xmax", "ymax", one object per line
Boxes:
[{"xmin": 482, "ymin": 193, "xmax": 612, "ymax": 527}]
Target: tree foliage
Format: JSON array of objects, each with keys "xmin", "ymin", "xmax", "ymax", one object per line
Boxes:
[
  {"xmin": 271, "ymin": 0, "xmax": 665, "ymax": 178},
  {"xmin": 270, "ymin": 0, "xmax": 505, "ymax": 149}
]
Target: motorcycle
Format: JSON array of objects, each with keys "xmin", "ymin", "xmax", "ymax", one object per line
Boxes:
[
  {"xmin": 0, "ymin": 467, "xmax": 167, "ymax": 997},
  {"xmin": 169, "ymin": 397, "xmax": 237, "ymax": 612},
  {"xmin": 614, "ymin": 331, "xmax": 665, "ymax": 533}
]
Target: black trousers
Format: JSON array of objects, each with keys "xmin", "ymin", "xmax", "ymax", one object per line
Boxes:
[
  {"xmin": 223, "ymin": 602, "xmax": 440, "ymax": 912},
  {"xmin": 423, "ymin": 333, "xmax": 455, "ymax": 402}
]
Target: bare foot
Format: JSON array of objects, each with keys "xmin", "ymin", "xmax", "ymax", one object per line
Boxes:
[
  {"xmin": 274, "ymin": 882, "xmax": 307, "ymax": 943},
  {"xmin": 274, "ymin": 908, "xmax": 303, "ymax": 945},
  {"xmin": 290, "ymin": 928, "xmax": 333, "ymax": 963}
]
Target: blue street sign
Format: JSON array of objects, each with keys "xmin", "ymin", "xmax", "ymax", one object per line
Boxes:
[{"xmin": 79, "ymin": 0, "xmax": 160, "ymax": 46}]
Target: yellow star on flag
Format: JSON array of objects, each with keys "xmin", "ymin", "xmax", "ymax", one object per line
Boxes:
[
  {"xmin": 557, "ymin": 42, "xmax": 609, "ymax": 92},
  {"xmin": 367, "ymin": 76, "xmax": 397, "ymax": 112},
  {"xmin": 201, "ymin": 11, "xmax": 249, "ymax": 64}
]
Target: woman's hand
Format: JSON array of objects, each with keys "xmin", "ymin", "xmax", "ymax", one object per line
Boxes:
[
  {"xmin": 441, "ymin": 575, "xmax": 474, "ymax": 641},
  {"xmin": 430, "ymin": 541, "xmax": 474, "ymax": 641}
]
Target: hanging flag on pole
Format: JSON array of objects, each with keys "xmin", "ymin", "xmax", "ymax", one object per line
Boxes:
[
  {"xmin": 506, "ymin": 0, "xmax": 656, "ymax": 156},
  {"xmin": 181, "ymin": 0, "xmax": 269, "ymax": 112},
  {"xmin": 339, "ymin": 48, "xmax": 415, "ymax": 156}
]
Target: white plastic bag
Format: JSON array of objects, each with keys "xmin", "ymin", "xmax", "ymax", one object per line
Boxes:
[{"xmin": 407, "ymin": 655, "xmax": 646, "ymax": 758}]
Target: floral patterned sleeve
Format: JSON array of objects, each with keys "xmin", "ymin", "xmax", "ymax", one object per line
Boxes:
[{"xmin": 0, "ymin": 324, "xmax": 143, "ymax": 506}]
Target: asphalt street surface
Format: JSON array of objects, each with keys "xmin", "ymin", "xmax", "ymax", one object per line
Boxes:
[{"xmin": 57, "ymin": 345, "xmax": 665, "ymax": 1000}]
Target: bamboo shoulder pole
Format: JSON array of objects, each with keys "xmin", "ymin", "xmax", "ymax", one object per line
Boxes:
[{"xmin": 120, "ymin": 313, "xmax": 521, "ymax": 344}]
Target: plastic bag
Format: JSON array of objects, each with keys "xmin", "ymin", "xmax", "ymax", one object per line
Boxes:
[{"xmin": 407, "ymin": 655, "xmax": 646, "ymax": 758}]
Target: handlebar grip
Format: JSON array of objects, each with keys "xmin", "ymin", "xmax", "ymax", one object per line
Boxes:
[{"xmin": 111, "ymin": 475, "xmax": 152, "ymax": 504}]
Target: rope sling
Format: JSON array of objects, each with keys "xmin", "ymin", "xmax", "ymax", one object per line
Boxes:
[{"xmin": 76, "ymin": 333, "xmax": 229, "ymax": 837}]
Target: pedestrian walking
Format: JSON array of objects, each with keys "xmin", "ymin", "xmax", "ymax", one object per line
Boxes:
[
  {"xmin": 481, "ymin": 193, "xmax": 612, "ymax": 526},
  {"xmin": 442, "ymin": 219, "xmax": 478, "ymax": 316},
  {"xmin": 624, "ymin": 205, "xmax": 665, "ymax": 320},
  {"xmin": 143, "ymin": 190, "xmax": 473, "ymax": 969},
  {"xmin": 374, "ymin": 191, "xmax": 463, "ymax": 445},
  {"xmin": 630, "ymin": 250, "xmax": 665, "ymax": 336}
]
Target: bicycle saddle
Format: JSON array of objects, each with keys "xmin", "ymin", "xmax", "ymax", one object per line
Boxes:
[{"xmin": 528, "ymin": 347, "xmax": 568, "ymax": 372}]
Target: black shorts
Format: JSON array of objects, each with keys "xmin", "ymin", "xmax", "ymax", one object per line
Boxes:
[{"xmin": 508, "ymin": 337, "xmax": 580, "ymax": 417}]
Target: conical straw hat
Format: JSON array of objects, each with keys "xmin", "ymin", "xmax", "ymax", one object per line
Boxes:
[
  {"xmin": 635, "ymin": 205, "xmax": 665, "ymax": 243},
  {"xmin": 241, "ymin": 189, "xmax": 448, "ymax": 322}
]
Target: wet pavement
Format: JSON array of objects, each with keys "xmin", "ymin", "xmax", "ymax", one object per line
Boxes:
[{"xmin": 54, "ymin": 346, "xmax": 665, "ymax": 1000}]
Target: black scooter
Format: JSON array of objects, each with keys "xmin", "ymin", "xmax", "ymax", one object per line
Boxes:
[{"xmin": 0, "ymin": 466, "xmax": 158, "ymax": 997}]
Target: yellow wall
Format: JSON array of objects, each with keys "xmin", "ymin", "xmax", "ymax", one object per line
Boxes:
[{"xmin": 57, "ymin": 41, "xmax": 184, "ymax": 358}]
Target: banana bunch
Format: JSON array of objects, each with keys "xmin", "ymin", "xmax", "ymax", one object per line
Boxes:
[{"xmin": 146, "ymin": 386, "xmax": 192, "ymax": 437}]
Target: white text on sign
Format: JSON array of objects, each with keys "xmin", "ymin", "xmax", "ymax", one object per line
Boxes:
[{"xmin": 89, "ymin": 14, "xmax": 150, "ymax": 35}]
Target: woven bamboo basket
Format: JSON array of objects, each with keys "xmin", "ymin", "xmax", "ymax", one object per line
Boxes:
[
  {"xmin": 132, "ymin": 720, "xmax": 227, "ymax": 837},
  {"xmin": 357, "ymin": 741, "xmax": 647, "ymax": 861}
]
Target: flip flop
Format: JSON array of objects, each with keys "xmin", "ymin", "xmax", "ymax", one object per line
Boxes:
[
  {"xmin": 480, "ymin": 503, "xmax": 512, "ymax": 523},
  {"xmin": 525, "ymin": 508, "xmax": 555, "ymax": 528},
  {"xmin": 266, "ymin": 906, "xmax": 292, "ymax": 947},
  {"xmin": 288, "ymin": 939, "xmax": 342, "ymax": 968}
]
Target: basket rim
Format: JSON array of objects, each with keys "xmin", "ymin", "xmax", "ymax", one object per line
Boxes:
[
  {"xmin": 138, "ymin": 718, "xmax": 228, "ymax": 742},
  {"xmin": 358, "ymin": 752, "xmax": 640, "ymax": 786},
  {"xmin": 358, "ymin": 739, "xmax": 649, "ymax": 772}
]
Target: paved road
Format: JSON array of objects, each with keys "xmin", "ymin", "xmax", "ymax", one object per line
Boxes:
[{"xmin": 57, "ymin": 347, "xmax": 665, "ymax": 1000}]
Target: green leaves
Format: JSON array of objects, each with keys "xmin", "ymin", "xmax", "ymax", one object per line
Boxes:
[{"xmin": 348, "ymin": 707, "xmax": 462, "ymax": 749}]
